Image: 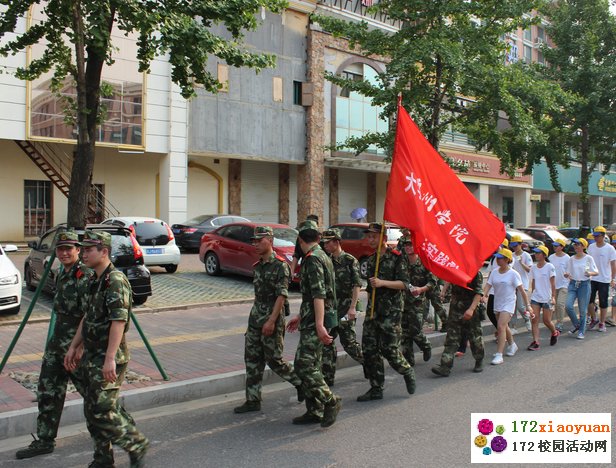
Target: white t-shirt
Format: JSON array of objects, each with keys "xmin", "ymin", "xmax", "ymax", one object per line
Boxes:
[
  {"xmin": 487, "ymin": 268, "xmax": 523, "ymax": 313},
  {"xmin": 548, "ymin": 253, "xmax": 570, "ymax": 289},
  {"xmin": 587, "ymin": 243, "xmax": 616, "ymax": 283},
  {"xmin": 512, "ymin": 250, "xmax": 533, "ymax": 289},
  {"xmin": 530, "ymin": 262, "xmax": 556, "ymax": 303},
  {"xmin": 566, "ymin": 255, "xmax": 598, "ymax": 282},
  {"xmin": 487, "ymin": 255, "xmax": 516, "ymax": 295}
]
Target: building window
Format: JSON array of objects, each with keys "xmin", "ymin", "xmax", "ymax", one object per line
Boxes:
[
  {"xmin": 564, "ymin": 201, "xmax": 572, "ymax": 225},
  {"xmin": 24, "ymin": 180, "xmax": 52, "ymax": 237},
  {"xmin": 273, "ymin": 77, "xmax": 283, "ymax": 102},
  {"xmin": 535, "ymin": 200, "xmax": 551, "ymax": 224},
  {"xmin": 524, "ymin": 45, "xmax": 533, "ymax": 63},
  {"xmin": 537, "ymin": 50, "xmax": 545, "ymax": 65},
  {"xmin": 524, "ymin": 28, "xmax": 532, "ymax": 42},
  {"xmin": 335, "ymin": 63, "xmax": 388, "ymax": 156},
  {"xmin": 536, "ymin": 26, "xmax": 545, "ymax": 42},
  {"xmin": 293, "ymin": 81, "xmax": 302, "ymax": 105},
  {"xmin": 502, "ymin": 197, "xmax": 514, "ymax": 226},
  {"xmin": 603, "ymin": 204, "xmax": 613, "ymax": 226}
]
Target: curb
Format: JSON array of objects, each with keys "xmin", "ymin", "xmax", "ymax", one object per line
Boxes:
[{"xmin": 0, "ymin": 320, "xmax": 506, "ymax": 440}]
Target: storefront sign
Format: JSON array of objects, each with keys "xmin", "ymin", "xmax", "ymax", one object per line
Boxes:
[
  {"xmin": 597, "ymin": 177, "xmax": 616, "ymax": 193},
  {"xmin": 447, "ymin": 151, "xmax": 531, "ymax": 184}
]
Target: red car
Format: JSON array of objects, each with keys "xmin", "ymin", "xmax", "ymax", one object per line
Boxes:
[
  {"xmin": 199, "ymin": 222, "xmax": 298, "ymax": 277},
  {"xmin": 329, "ymin": 223, "xmax": 404, "ymax": 277}
]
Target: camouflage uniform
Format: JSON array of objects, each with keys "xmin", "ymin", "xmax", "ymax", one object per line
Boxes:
[
  {"xmin": 295, "ymin": 237, "xmax": 339, "ymax": 420},
  {"xmin": 322, "ymin": 243, "xmax": 364, "ymax": 386},
  {"xmin": 434, "ymin": 272, "xmax": 485, "ymax": 375},
  {"xmin": 362, "ymin": 235, "xmax": 415, "ymax": 397},
  {"xmin": 80, "ymin": 231, "xmax": 148, "ymax": 466},
  {"xmin": 402, "ymin": 255, "xmax": 437, "ymax": 366},
  {"xmin": 424, "ymin": 278, "xmax": 449, "ymax": 331},
  {"xmin": 243, "ymin": 251, "xmax": 301, "ymax": 403}
]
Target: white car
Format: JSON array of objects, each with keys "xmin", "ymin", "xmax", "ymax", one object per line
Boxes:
[
  {"xmin": 0, "ymin": 244, "xmax": 22, "ymax": 314},
  {"xmin": 102, "ymin": 217, "xmax": 181, "ymax": 273}
]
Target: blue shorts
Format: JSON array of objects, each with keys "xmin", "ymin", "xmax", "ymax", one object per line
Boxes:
[{"xmin": 531, "ymin": 299, "xmax": 551, "ymax": 309}]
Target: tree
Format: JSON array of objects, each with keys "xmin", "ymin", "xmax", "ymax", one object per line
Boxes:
[
  {"xmin": 0, "ymin": 0, "xmax": 287, "ymax": 228},
  {"xmin": 313, "ymin": 0, "xmax": 569, "ymax": 180},
  {"xmin": 537, "ymin": 0, "xmax": 616, "ymax": 226}
]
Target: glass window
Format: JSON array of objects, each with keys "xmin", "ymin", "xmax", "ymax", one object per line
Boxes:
[
  {"xmin": 524, "ymin": 45, "xmax": 533, "ymax": 62},
  {"xmin": 524, "ymin": 28, "xmax": 532, "ymax": 41},
  {"xmin": 24, "ymin": 180, "xmax": 52, "ymax": 237},
  {"xmin": 28, "ymin": 5, "xmax": 144, "ymax": 147},
  {"xmin": 536, "ymin": 26, "xmax": 545, "ymax": 40},
  {"xmin": 272, "ymin": 227, "xmax": 298, "ymax": 247},
  {"xmin": 335, "ymin": 63, "xmax": 388, "ymax": 156}
]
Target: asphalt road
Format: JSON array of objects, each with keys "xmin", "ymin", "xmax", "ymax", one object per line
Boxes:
[{"xmin": 1, "ymin": 326, "xmax": 614, "ymax": 468}]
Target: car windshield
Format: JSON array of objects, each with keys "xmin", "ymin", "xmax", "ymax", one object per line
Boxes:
[
  {"xmin": 508, "ymin": 230, "xmax": 536, "ymax": 242},
  {"xmin": 133, "ymin": 221, "xmax": 169, "ymax": 245},
  {"xmin": 272, "ymin": 227, "xmax": 297, "ymax": 247},
  {"xmin": 545, "ymin": 230, "xmax": 569, "ymax": 242},
  {"xmin": 183, "ymin": 215, "xmax": 214, "ymax": 225}
]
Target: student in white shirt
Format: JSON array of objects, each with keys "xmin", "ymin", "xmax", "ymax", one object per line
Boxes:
[
  {"xmin": 610, "ymin": 235, "xmax": 616, "ymax": 327},
  {"xmin": 548, "ymin": 239, "xmax": 570, "ymax": 332},
  {"xmin": 564, "ymin": 238, "xmax": 598, "ymax": 339},
  {"xmin": 528, "ymin": 246, "xmax": 557, "ymax": 351},
  {"xmin": 509, "ymin": 235, "xmax": 533, "ymax": 331},
  {"xmin": 483, "ymin": 248, "xmax": 531, "ymax": 365},
  {"xmin": 586, "ymin": 226, "xmax": 616, "ymax": 332}
]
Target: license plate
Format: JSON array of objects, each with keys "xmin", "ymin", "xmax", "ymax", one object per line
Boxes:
[
  {"xmin": 146, "ymin": 248, "xmax": 163, "ymax": 255},
  {"xmin": 172, "ymin": 229, "xmax": 180, "ymax": 234}
]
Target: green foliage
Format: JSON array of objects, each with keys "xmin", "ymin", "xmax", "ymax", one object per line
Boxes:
[
  {"xmin": 314, "ymin": 0, "xmax": 572, "ymax": 186},
  {"xmin": 0, "ymin": 0, "xmax": 288, "ymax": 99},
  {"xmin": 538, "ymin": 0, "xmax": 616, "ymax": 173}
]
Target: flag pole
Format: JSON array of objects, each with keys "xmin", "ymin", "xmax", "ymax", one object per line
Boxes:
[
  {"xmin": 369, "ymin": 221, "xmax": 387, "ymax": 320},
  {"xmin": 369, "ymin": 93, "xmax": 403, "ymax": 319}
]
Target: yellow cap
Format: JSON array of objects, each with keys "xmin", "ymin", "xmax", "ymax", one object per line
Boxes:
[
  {"xmin": 533, "ymin": 245, "xmax": 549, "ymax": 257},
  {"xmin": 509, "ymin": 235, "xmax": 523, "ymax": 244},
  {"xmin": 501, "ymin": 238, "xmax": 509, "ymax": 248},
  {"xmin": 593, "ymin": 226, "xmax": 607, "ymax": 236},
  {"xmin": 495, "ymin": 248, "xmax": 513, "ymax": 263},
  {"xmin": 552, "ymin": 238, "xmax": 567, "ymax": 247},
  {"xmin": 573, "ymin": 238, "xmax": 589, "ymax": 249}
]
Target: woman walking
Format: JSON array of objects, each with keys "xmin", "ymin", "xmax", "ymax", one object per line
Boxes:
[
  {"xmin": 564, "ymin": 238, "xmax": 598, "ymax": 340},
  {"xmin": 483, "ymin": 248, "xmax": 531, "ymax": 365}
]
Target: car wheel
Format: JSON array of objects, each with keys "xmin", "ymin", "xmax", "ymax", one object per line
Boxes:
[
  {"xmin": 204, "ymin": 252, "xmax": 221, "ymax": 276},
  {"xmin": 359, "ymin": 257, "xmax": 369, "ymax": 279},
  {"xmin": 133, "ymin": 295, "xmax": 147, "ymax": 306},
  {"xmin": 164, "ymin": 264, "xmax": 178, "ymax": 274},
  {"xmin": 24, "ymin": 266, "xmax": 36, "ymax": 292}
]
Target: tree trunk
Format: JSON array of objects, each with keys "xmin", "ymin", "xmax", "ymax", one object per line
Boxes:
[
  {"xmin": 580, "ymin": 126, "xmax": 591, "ymax": 227},
  {"xmin": 66, "ymin": 2, "xmax": 114, "ymax": 228}
]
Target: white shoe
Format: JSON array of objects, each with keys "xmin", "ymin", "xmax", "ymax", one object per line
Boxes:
[
  {"xmin": 491, "ymin": 353, "xmax": 504, "ymax": 365},
  {"xmin": 505, "ymin": 342, "xmax": 518, "ymax": 357}
]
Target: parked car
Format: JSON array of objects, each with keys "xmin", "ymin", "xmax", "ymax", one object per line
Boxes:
[
  {"xmin": 525, "ymin": 224, "xmax": 559, "ymax": 230},
  {"xmin": 505, "ymin": 228, "xmax": 544, "ymax": 253},
  {"xmin": 199, "ymin": 222, "xmax": 297, "ymax": 277},
  {"xmin": 328, "ymin": 223, "xmax": 404, "ymax": 278},
  {"xmin": 558, "ymin": 226, "xmax": 591, "ymax": 241},
  {"xmin": 0, "ymin": 244, "xmax": 21, "ymax": 315},
  {"xmin": 171, "ymin": 214, "xmax": 250, "ymax": 251},
  {"xmin": 103, "ymin": 216, "xmax": 181, "ymax": 273},
  {"xmin": 518, "ymin": 227, "xmax": 570, "ymax": 255},
  {"xmin": 24, "ymin": 224, "xmax": 152, "ymax": 305}
]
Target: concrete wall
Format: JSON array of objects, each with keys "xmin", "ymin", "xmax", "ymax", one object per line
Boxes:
[{"xmin": 188, "ymin": 11, "xmax": 307, "ymax": 163}]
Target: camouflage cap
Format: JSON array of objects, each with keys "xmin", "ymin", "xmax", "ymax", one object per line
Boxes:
[
  {"xmin": 399, "ymin": 236, "xmax": 412, "ymax": 245},
  {"xmin": 81, "ymin": 230, "xmax": 112, "ymax": 248},
  {"xmin": 321, "ymin": 228, "xmax": 342, "ymax": 241},
  {"xmin": 251, "ymin": 226, "xmax": 274, "ymax": 240},
  {"xmin": 364, "ymin": 222, "xmax": 384, "ymax": 234},
  {"xmin": 297, "ymin": 219, "xmax": 319, "ymax": 235},
  {"xmin": 56, "ymin": 231, "xmax": 80, "ymax": 247}
]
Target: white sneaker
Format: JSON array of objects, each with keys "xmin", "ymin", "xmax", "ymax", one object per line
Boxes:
[
  {"xmin": 491, "ymin": 353, "xmax": 504, "ymax": 365},
  {"xmin": 505, "ymin": 342, "xmax": 518, "ymax": 356}
]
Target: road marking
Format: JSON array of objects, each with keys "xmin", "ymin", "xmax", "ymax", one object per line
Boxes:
[{"xmin": 2, "ymin": 327, "xmax": 246, "ymax": 364}]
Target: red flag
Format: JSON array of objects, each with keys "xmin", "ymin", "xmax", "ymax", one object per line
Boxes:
[{"xmin": 384, "ymin": 104, "xmax": 505, "ymax": 287}]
